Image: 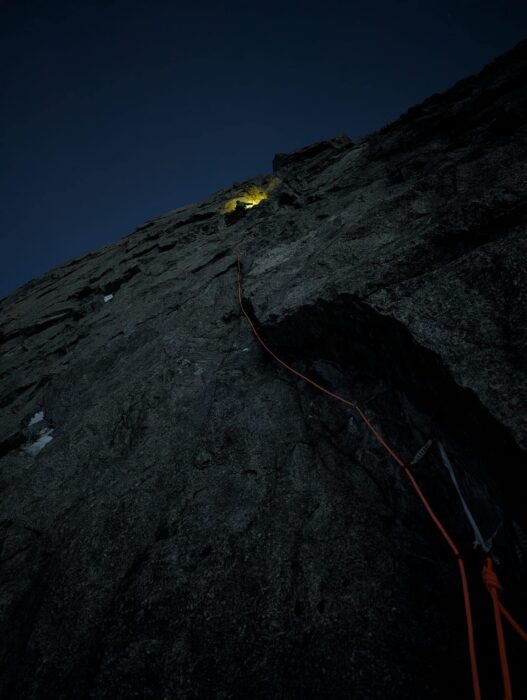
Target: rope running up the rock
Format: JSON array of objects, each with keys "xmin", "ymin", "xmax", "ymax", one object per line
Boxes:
[{"xmin": 235, "ymin": 254, "xmax": 482, "ymax": 700}]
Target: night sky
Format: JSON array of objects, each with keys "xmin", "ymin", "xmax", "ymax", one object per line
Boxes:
[{"xmin": 1, "ymin": 1, "xmax": 526, "ymax": 299}]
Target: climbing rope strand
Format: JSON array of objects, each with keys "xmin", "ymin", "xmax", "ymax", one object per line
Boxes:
[
  {"xmin": 236, "ymin": 259, "xmax": 405, "ymax": 466},
  {"xmin": 458, "ymin": 557, "xmax": 482, "ymax": 700},
  {"xmin": 400, "ymin": 465, "xmax": 460, "ymax": 556},
  {"xmin": 483, "ymin": 557, "xmax": 513, "ymax": 700},
  {"xmin": 437, "ymin": 443, "xmax": 527, "ymax": 696},
  {"xmin": 401, "ymin": 464, "xmax": 481, "ymax": 700},
  {"xmin": 482, "ymin": 555, "xmax": 527, "ymax": 700},
  {"xmin": 236, "ymin": 255, "xmax": 481, "ymax": 700},
  {"xmin": 499, "ymin": 602, "xmax": 527, "ymax": 642}
]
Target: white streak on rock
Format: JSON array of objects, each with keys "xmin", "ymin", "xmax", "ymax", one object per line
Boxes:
[
  {"xmin": 29, "ymin": 410, "xmax": 44, "ymax": 426},
  {"xmin": 23, "ymin": 428, "xmax": 54, "ymax": 457}
]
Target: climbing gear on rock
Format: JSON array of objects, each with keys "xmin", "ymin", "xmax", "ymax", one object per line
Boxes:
[
  {"xmin": 483, "ymin": 556, "xmax": 512, "ymax": 700},
  {"xmin": 410, "ymin": 438, "xmax": 434, "ymax": 465},
  {"xmin": 235, "ymin": 253, "xmax": 526, "ymax": 700},
  {"xmin": 437, "ymin": 441, "xmax": 491, "ymax": 552},
  {"xmin": 235, "ymin": 254, "xmax": 482, "ymax": 700},
  {"xmin": 482, "ymin": 556, "xmax": 527, "ymax": 700}
]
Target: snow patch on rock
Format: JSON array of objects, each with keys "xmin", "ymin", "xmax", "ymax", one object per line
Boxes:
[
  {"xmin": 28, "ymin": 410, "xmax": 44, "ymax": 426},
  {"xmin": 22, "ymin": 427, "xmax": 54, "ymax": 457}
]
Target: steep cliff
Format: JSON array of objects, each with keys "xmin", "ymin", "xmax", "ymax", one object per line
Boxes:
[{"xmin": 1, "ymin": 41, "xmax": 526, "ymax": 699}]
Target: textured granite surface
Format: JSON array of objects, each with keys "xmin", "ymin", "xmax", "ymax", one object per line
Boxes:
[{"xmin": 1, "ymin": 41, "xmax": 526, "ymax": 699}]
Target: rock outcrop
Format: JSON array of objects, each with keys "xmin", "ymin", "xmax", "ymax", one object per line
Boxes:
[{"xmin": 1, "ymin": 41, "xmax": 526, "ymax": 699}]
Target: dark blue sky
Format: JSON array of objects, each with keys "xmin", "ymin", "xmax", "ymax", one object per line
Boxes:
[{"xmin": 1, "ymin": 0, "xmax": 526, "ymax": 298}]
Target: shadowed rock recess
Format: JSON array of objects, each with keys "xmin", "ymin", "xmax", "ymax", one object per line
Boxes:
[{"xmin": 1, "ymin": 42, "xmax": 526, "ymax": 699}]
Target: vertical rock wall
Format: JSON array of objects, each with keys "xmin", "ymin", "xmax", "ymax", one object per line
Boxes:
[{"xmin": 1, "ymin": 41, "xmax": 526, "ymax": 699}]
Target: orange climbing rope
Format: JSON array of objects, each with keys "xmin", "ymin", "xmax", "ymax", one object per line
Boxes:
[
  {"xmin": 499, "ymin": 601, "xmax": 527, "ymax": 643},
  {"xmin": 483, "ymin": 557, "xmax": 513, "ymax": 700},
  {"xmin": 482, "ymin": 556, "xmax": 527, "ymax": 700},
  {"xmin": 235, "ymin": 254, "xmax": 482, "ymax": 700}
]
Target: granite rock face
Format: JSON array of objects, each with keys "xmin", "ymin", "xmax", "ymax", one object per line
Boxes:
[{"xmin": 1, "ymin": 42, "xmax": 526, "ymax": 699}]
